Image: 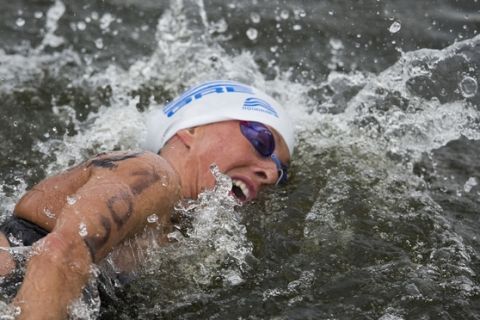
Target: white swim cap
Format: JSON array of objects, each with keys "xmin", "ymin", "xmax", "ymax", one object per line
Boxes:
[{"xmin": 144, "ymin": 80, "xmax": 295, "ymax": 156}]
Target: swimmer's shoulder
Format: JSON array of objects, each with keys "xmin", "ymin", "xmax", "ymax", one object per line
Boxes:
[
  {"xmin": 23, "ymin": 150, "xmax": 181, "ymax": 205},
  {"xmin": 87, "ymin": 150, "xmax": 176, "ymax": 176},
  {"xmin": 86, "ymin": 150, "xmax": 181, "ymax": 197}
]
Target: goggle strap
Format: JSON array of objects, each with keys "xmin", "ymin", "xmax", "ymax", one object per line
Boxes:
[{"xmin": 271, "ymin": 154, "xmax": 285, "ymax": 186}]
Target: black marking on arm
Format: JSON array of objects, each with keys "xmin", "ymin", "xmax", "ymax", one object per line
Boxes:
[
  {"xmin": 83, "ymin": 216, "xmax": 112, "ymax": 261},
  {"xmin": 107, "ymin": 191, "xmax": 134, "ymax": 229},
  {"xmin": 88, "ymin": 152, "xmax": 143, "ymax": 169},
  {"xmin": 130, "ymin": 170, "xmax": 161, "ymax": 195}
]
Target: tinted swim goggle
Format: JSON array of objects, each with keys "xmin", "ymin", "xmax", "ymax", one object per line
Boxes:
[{"xmin": 239, "ymin": 121, "xmax": 288, "ymax": 185}]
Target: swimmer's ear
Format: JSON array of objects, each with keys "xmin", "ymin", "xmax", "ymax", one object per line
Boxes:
[{"xmin": 175, "ymin": 127, "xmax": 197, "ymax": 149}]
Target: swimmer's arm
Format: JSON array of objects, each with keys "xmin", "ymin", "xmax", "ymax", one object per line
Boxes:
[
  {"xmin": 13, "ymin": 161, "xmax": 91, "ymax": 231},
  {"xmin": 12, "ymin": 152, "xmax": 180, "ymax": 320}
]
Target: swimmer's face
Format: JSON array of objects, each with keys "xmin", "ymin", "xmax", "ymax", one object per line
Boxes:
[{"xmin": 176, "ymin": 120, "xmax": 290, "ymax": 202}]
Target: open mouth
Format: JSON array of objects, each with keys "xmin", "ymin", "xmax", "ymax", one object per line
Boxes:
[{"xmin": 231, "ymin": 179, "xmax": 250, "ymax": 202}]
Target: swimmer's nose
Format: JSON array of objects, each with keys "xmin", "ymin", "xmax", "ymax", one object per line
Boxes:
[{"xmin": 253, "ymin": 158, "xmax": 279, "ymax": 185}]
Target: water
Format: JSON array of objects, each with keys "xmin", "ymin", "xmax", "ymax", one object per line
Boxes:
[{"xmin": 0, "ymin": 0, "xmax": 479, "ymax": 319}]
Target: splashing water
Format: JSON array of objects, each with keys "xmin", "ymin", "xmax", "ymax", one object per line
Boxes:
[
  {"xmin": 36, "ymin": 0, "xmax": 66, "ymax": 51},
  {"xmin": 0, "ymin": 0, "xmax": 479, "ymax": 319},
  {"xmin": 464, "ymin": 177, "xmax": 478, "ymax": 193},
  {"xmin": 459, "ymin": 76, "xmax": 478, "ymax": 98},
  {"xmin": 0, "ymin": 302, "xmax": 20, "ymax": 320},
  {"xmin": 79, "ymin": 223, "xmax": 88, "ymax": 237},
  {"xmin": 146, "ymin": 214, "xmax": 159, "ymax": 224},
  {"xmin": 143, "ymin": 164, "xmax": 249, "ymax": 286},
  {"xmin": 42, "ymin": 207, "xmax": 56, "ymax": 219},
  {"xmin": 99, "ymin": 164, "xmax": 254, "ymax": 317},
  {"xmin": 67, "ymin": 195, "xmax": 78, "ymax": 205},
  {"xmin": 389, "ymin": 21, "xmax": 402, "ymax": 34},
  {"xmin": 246, "ymin": 27, "xmax": 258, "ymax": 41},
  {"xmin": 67, "ymin": 266, "xmax": 101, "ymax": 320}
]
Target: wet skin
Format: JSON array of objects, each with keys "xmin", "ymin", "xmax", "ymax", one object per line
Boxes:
[
  {"xmin": 162, "ymin": 120, "xmax": 290, "ymax": 202},
  {"xmin": 0, "ymin": 120, "xmax": 290, "ymax": 320},
  {"xmin": 3, "ymin": 151, "xmax": 181, "ymax": 320},
  {"xmin": 11, "ymin": 151, "xmax": 180, "ymax": 260}
]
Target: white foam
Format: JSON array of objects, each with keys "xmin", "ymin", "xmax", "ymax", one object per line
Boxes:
[
  {"xmin": 306, "ymin": 35, "xmax": 480, "ymax": 162},
  {"xmin": 134, "ymin": 165, "xmax": 252, "ymax": 291},
  {"xmin": 464, "ymin": 177, "xmax": 478, "ymax": 193},
  {"xmin": 37, "ymin": 0, "xmax": 66, "ymax": 51}
]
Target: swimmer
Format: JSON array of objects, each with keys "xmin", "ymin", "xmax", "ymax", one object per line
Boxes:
[{"xmin": 0, "ymin": 80, "xmax": 294, "ymax": 320}]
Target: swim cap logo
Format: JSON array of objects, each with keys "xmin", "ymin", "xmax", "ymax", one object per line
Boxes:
[
  {"xmin": 163, "ymin": 81, "xmax": 253, "ymax": 117},
  {"xmin": 242, "ymin": 97, "xmax": 278, "ymax": 118}
]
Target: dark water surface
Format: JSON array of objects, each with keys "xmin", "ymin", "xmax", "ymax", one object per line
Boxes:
[{"xmin": 0, "ymin": 0, "xmax": 479, "ymax": 319}]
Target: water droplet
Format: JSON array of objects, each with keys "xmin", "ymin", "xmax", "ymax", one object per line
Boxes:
[
  {"xmin": 328, "ymin": 10, "xmax": 334, "ymax": 16},
  {"xmin": 16, "ymin": 18, "xmax": 26, "ymax": 27},
  {"xmin": 389, "ymin": 21, "xmax": 401, "ymax": 33},
  {"xmin": 8, "ymin": 234, "xmax": 22, "ymax": 246},
  {"xmin": 43, "ymin": 207, "xmax": 56, "ymax": 218},
  {"xmin": 147, "ymin": 214, "xmax": 159, "ymax": 223},
  {"xmin": 293, "ymin": 8, "xmax": 306, "ymax": 18},
  {"xmin": 91, "ymin": 11, "xmax": 99, "ymax": 20},
  {"xmin": 67, "ymin": 195, "xmax": 77, "ymax": 205},
  {"xmin": 208, "ymin": 164, "xmax": 237, "ymax": 202},
  {"xmin": 12, "ymin": 121, "xmax": 18, "ymax": 127},
  {"xmin": 100, "ymin": 13, "xmax": 114, "ymax": 30},
  {"xmin": 77, "ymin": 21, "xmax": 86, "ymax": 31},
  {"xmin": 246, "ymin": 28, "xmax": 258, "ymax": 40},
  {"xmin": 34, "ymin": 11, "xmax": 44, "ymax": 19},
  {"xmin": 224, "ymin": 270, "xmax": 244, "ymax": 285},
  {"xmin": 167, "ymin": 230, "xmax": 184, "ymax": 242},
  {"xmin": 250, "ymin": 12, "xmax": 261, "ymax": 24},
  {"xmin": 464, "ymin": 177, "xmax": 478, "ymax": 193},
  {"xmin": 79, "ymin": 223, "xmax": 88, "ymax": 237},
  {"xmin": 329, "ymin": 38, "xmax": 344, "ymax": 50},
  {"xmin": 280, "ymin": 9, "xmax": 290, "ymax": 20},
  {"xmin": 293, "ymin": 24, "xmax": 302, "ymax": 31},
  {"xmin": 459, "ymin": 76, "xmax": 478, "ymax": 98},
  {"xmin": 209, "ymin": 18, "xmax": 228, "ymax": 34},
  {"xmin": 95, "ymin": 38, "xmax": 104, "ymax": 49}
]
